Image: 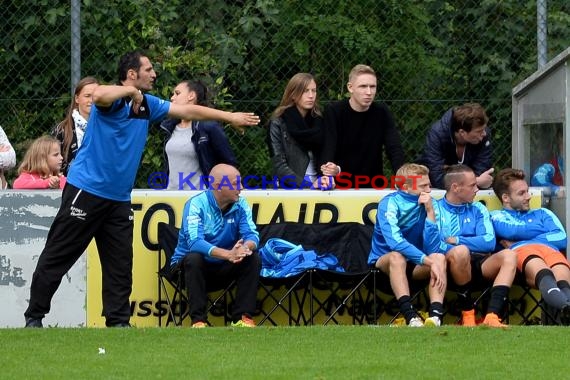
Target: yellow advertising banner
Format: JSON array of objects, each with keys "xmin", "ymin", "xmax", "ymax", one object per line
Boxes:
[{"xmin": 86, "ymin": 189, "xmax": 542, "ymax": 327}]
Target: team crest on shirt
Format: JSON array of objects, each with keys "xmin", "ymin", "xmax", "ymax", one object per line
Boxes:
[{"xmin": 128, "ymin": 96, "xmax": 150, "ymax": 119}]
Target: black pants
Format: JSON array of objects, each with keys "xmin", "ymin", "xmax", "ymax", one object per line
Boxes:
[
  {"xmin": 183, "ymin": 251, "xmax": 260, "ymax": 324},
  {"xmin": 24, "ymin": 184, "xmax": 133, "ymax": 326}
]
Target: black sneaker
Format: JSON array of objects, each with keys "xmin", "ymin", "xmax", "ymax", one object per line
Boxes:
[
  {"xmin": 560, "ymin": 305, "xmax": 570, "ymax": 326},
  {"xmin": 107, "ymin": 322, "xmax": 131, "ymax": 328},
  {"xmin": 25, "ymin": 318, "xmax": 43, "ymax": 328}
]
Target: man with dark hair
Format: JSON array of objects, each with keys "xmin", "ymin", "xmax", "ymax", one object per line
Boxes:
[
  {"xmin": 320, "ymin": 64, "xmax": 404, "ymax": 188},
  {"xmin": 491, "ymin": 168, "xmax": 570, "ymax": 324},
  {"xmin": 434, "ymin": 164, "xmax": 516, "ymax": 327},
  {"xmin": 417, "ymin": 103, "xmax": 494, "ymax": 189},
  {"xmin": 24, "ymin": 50, "xmax": 259, "ymax": 328}
]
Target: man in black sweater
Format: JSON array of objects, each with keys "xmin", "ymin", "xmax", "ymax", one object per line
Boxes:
[{"xmin": 321, "ymin": 64, "xmax": 404, "ymax": 189}]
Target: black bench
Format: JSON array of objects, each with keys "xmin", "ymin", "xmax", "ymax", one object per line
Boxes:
[
  {"xmin": 156, "ymin": 221, "xmax": 553, "ymax": 326},
  {"xmin": 256, "ymin": 222, "xmax": 380, "ymax": 325}
]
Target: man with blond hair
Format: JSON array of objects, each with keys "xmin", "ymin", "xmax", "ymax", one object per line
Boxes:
[
  {"xmin": 368, "ymin": 163, "xmax": 447, "ymax": 327},
  {"xmin": 320, "ymin": 64, "xmax": 404, "ymax": 188}
]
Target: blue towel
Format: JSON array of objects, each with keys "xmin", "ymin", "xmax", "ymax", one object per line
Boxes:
[{"xmin": 259, "ymin": 238, "xmax": 345, "ymax": 278}]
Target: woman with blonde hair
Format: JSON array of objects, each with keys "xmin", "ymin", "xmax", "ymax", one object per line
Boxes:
[
  {"xmin": 52, "ymin": 76, "xmax": 99, "ymax": 174},
  {"xmin": 13, "ymin": 135, "xmax": 66, "ymax": 189},
  {"xmin": 267, "ymin": 73, "xmax": 338, "ymax": 189}
]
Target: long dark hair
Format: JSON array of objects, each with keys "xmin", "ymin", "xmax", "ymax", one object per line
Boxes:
[{"xmin": 180, "ymin": 80, "xmax": 210, "ymax": 106}]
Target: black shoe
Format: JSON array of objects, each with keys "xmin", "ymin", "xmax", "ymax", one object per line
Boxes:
[
  {"xmin": 25, "ymin": 318, "xmax": 43, "ymax": 328},
  {"xmin": 560, "ymin": 305, "xmax": 570, "ymax": 326},
  {"xmin": 107, "ymin": 322, "xmax": 131, "ymax": 328}
]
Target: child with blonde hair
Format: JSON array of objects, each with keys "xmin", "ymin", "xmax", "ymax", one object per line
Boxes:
[{"xmin": 13, "ymin": 135, "xmax": 66, "ymax": 189}]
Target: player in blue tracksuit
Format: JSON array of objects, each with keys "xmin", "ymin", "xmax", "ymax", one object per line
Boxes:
[
  {"xmin": 171, "ymin": 185, "xmax": 259, "ymax": 266},
  {"xmin": 368, "ymin": 163, "xmax": 446, "ymax": 327},
  {"xmin": 433, "ymin": 164, "xmax": 516, "ymax": 327},
  {"xmin": 24, "ymin": 50, "xmax": 260, "ymax": 328},
  {"xmin": 172, "ymin": 164, "xmax": 260, "ymax": 327},
  {"xmin": 491, "ymin": 168, "xmax": 570, "ymax": 323}
]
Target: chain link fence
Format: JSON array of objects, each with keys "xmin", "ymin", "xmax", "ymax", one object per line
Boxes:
[{"xmin": 1, "ymin": 0, "xmax": 569, "ymax": 188}]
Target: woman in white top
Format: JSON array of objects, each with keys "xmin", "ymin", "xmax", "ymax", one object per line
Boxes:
[
  {"xmin": 159, "ymin": 80, "xmax": 237, "ymax": 190},
  {"xmin": 0, "ymin": 125, "xmax": 16, "ymax": 189}
]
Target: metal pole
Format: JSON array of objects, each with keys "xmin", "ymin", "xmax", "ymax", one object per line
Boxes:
[
  {"xmin": 71, "ymin": 0, "xmax": 81, "ymax": 94},
  {"xmin": 537, "ymin": 0, "xmax": 547, "ymax": 68}
]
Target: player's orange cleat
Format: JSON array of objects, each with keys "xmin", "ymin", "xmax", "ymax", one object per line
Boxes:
[
  {"xmin": 461, "ymin": 309, "xmax": 477, "ymax": 327},
  {"xmin": 481, "ymin": 312, "xmax": 508, "ymax": 328}
]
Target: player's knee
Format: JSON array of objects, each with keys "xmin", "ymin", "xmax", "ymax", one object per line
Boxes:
[
  {"xmin": 502, "ymin": 249, "xmax": 518, "ymax": 268},
  {"xmin": 431, "ymin": 252, "xmax": 447, "ymax": 267},
  {"xmin": 447, "ymin": 245, "xmax": 470, "ymax": 265},
  {"xmin": 388, "ymin": 252, "xmax": 407, "ymax": 267}
]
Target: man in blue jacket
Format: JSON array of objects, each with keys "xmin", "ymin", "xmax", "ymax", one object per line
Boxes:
[
  {"xmin": 491, "ymin": 168, "xmax": 570, "ymax": 324},
  {"xmin": 368, "ymin": 163, "xmax": 446, "ymax": 327},
  {"xmin": 171, "ymin": 164, "xmax": 260, "ymax": 328},
  {"xmin": 433, "ymin": 164, "xmax": 516, "ymax": 327},
  {"xmin": 416, "ymin": 103, "xmax": 494, "ymax": 190}
]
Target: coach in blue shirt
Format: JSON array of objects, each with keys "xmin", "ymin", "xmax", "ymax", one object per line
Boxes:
[{"xmin": 24, "ymin": 50, "xmax": 259, "ymax": 328}]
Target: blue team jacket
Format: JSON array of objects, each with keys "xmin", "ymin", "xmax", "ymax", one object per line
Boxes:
[
  {"xmin": 170, "ymin": 190, "xmax": 259, "ymax": 265},
  {"xmin": 433, "ymin": 197, "xmax": 495, "ymax": 253},
  {"xmin": 490, "ymin": 208, "xmax": 567, "ymax": 251},
  {"xmin": 368, "ymin": 190, "xmax": 440, "ymax": 266}
]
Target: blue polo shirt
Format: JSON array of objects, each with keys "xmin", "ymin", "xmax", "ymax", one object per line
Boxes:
[{"xmin": 67, "ymin": 94, "xmax": 170, "ymax": 201}]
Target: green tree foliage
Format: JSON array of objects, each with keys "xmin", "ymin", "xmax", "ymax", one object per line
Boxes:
[
  {"xmin": 1, "ymin": 0, "xmax": 569, "ymax": 186},
  {"xmin": 421, "ymin": 0, "xmax": 569, "ymax": 170}
]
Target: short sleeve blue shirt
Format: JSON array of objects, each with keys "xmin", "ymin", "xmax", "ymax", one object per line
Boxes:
[{"xmin": 67, "ymin": 94, "xmax": 170, "ymax": 201}]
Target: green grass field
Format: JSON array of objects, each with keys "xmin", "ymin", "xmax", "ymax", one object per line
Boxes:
[{"xmin": 1, "ymin": 325, "xmax": 567, "ymax": 379}]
